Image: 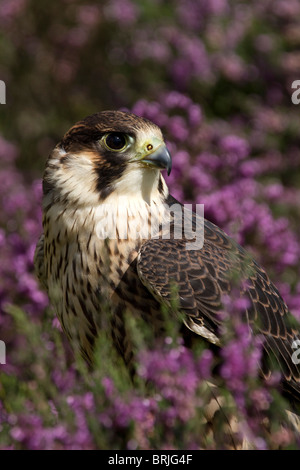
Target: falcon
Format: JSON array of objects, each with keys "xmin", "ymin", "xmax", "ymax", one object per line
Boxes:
[{"xmin": 34, "ymin": 110, "xmax": 300, "ymax": 405}]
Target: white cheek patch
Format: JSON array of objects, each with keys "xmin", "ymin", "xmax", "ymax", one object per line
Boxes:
[{"xmin": 56, "ymin": 151, "xmax": 101, "ymax": 206}]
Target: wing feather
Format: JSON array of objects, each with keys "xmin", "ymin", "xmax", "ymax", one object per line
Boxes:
[{"xmin": 137, "ymin": 214, "xmax": 300, "ymax": 399}]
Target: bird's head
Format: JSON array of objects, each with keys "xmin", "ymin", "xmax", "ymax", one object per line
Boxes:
[{"xmin": 43, "ymin": 110, "xmax": 172, "ymax": 208}]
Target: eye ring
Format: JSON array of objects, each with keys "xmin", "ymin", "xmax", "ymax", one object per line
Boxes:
[{"xmin": 103, "ymin": 133, "xmax": 128, "ymax": 152}]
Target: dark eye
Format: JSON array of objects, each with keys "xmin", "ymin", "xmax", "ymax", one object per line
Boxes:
[{"xmin": 104, "ymin": 133, "xmax": 127, "ymax": 151}]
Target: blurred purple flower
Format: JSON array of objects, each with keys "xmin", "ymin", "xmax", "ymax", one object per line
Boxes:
[{"xmin": 104, "ymin": 0, "xmax": 139, "ymax": 25}]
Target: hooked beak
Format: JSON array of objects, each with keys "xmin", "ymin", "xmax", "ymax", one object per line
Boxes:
[{"xmin": 131, "ymin": 141, "xmax": 172, "ymax": 176}]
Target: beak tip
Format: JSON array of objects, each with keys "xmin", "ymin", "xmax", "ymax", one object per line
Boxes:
[
  {"xmin": 166, "ymin": 150, "xmax": 172, "ymax": 175},
  {"xmin": 138, "ymin": 143, "xmax": 172, "ymax": 174}
]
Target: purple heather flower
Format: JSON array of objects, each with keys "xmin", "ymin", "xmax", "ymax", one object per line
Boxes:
[
  {"xmin": 104, "ymin": 0, "xmax": 139, "ymax": 25},
  {"xmin": 77, "ymin": 5, "xmax": 101, "ymax": 26},
  {"xmin": 220, "ymin": 135, "xmax": 249, "ymax": 163},
  {"xmin": 0, "ymin": 0, "xmax": 27, "ymax": 26}
]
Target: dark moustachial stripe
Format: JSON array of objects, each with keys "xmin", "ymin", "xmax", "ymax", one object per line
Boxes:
[
  {"xmin": 158, "ymin": 175, "xmax": 164, "ymax": 194},
  {"xmin": 94, "ymin": 153, "xmax": 127, "ymax": 200}
]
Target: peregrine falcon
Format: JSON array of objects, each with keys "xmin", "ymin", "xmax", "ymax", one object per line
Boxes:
[{"xmin": 34, "ymin": 110, "xmax": 300, "ymax": 404}]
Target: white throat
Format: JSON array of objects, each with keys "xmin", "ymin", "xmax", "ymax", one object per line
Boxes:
[
  {"xmin": 111, "ymin": 165, "xmax": 161, "ymax": 202},
  {"xmin": 95, "ymin": 169, "xmax": 169, "ymax": 241}
]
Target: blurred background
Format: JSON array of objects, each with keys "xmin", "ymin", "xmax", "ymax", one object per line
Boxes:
[{"xmin": 1, "ymin": 0, "xmax": 300, "ymax": 449}]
